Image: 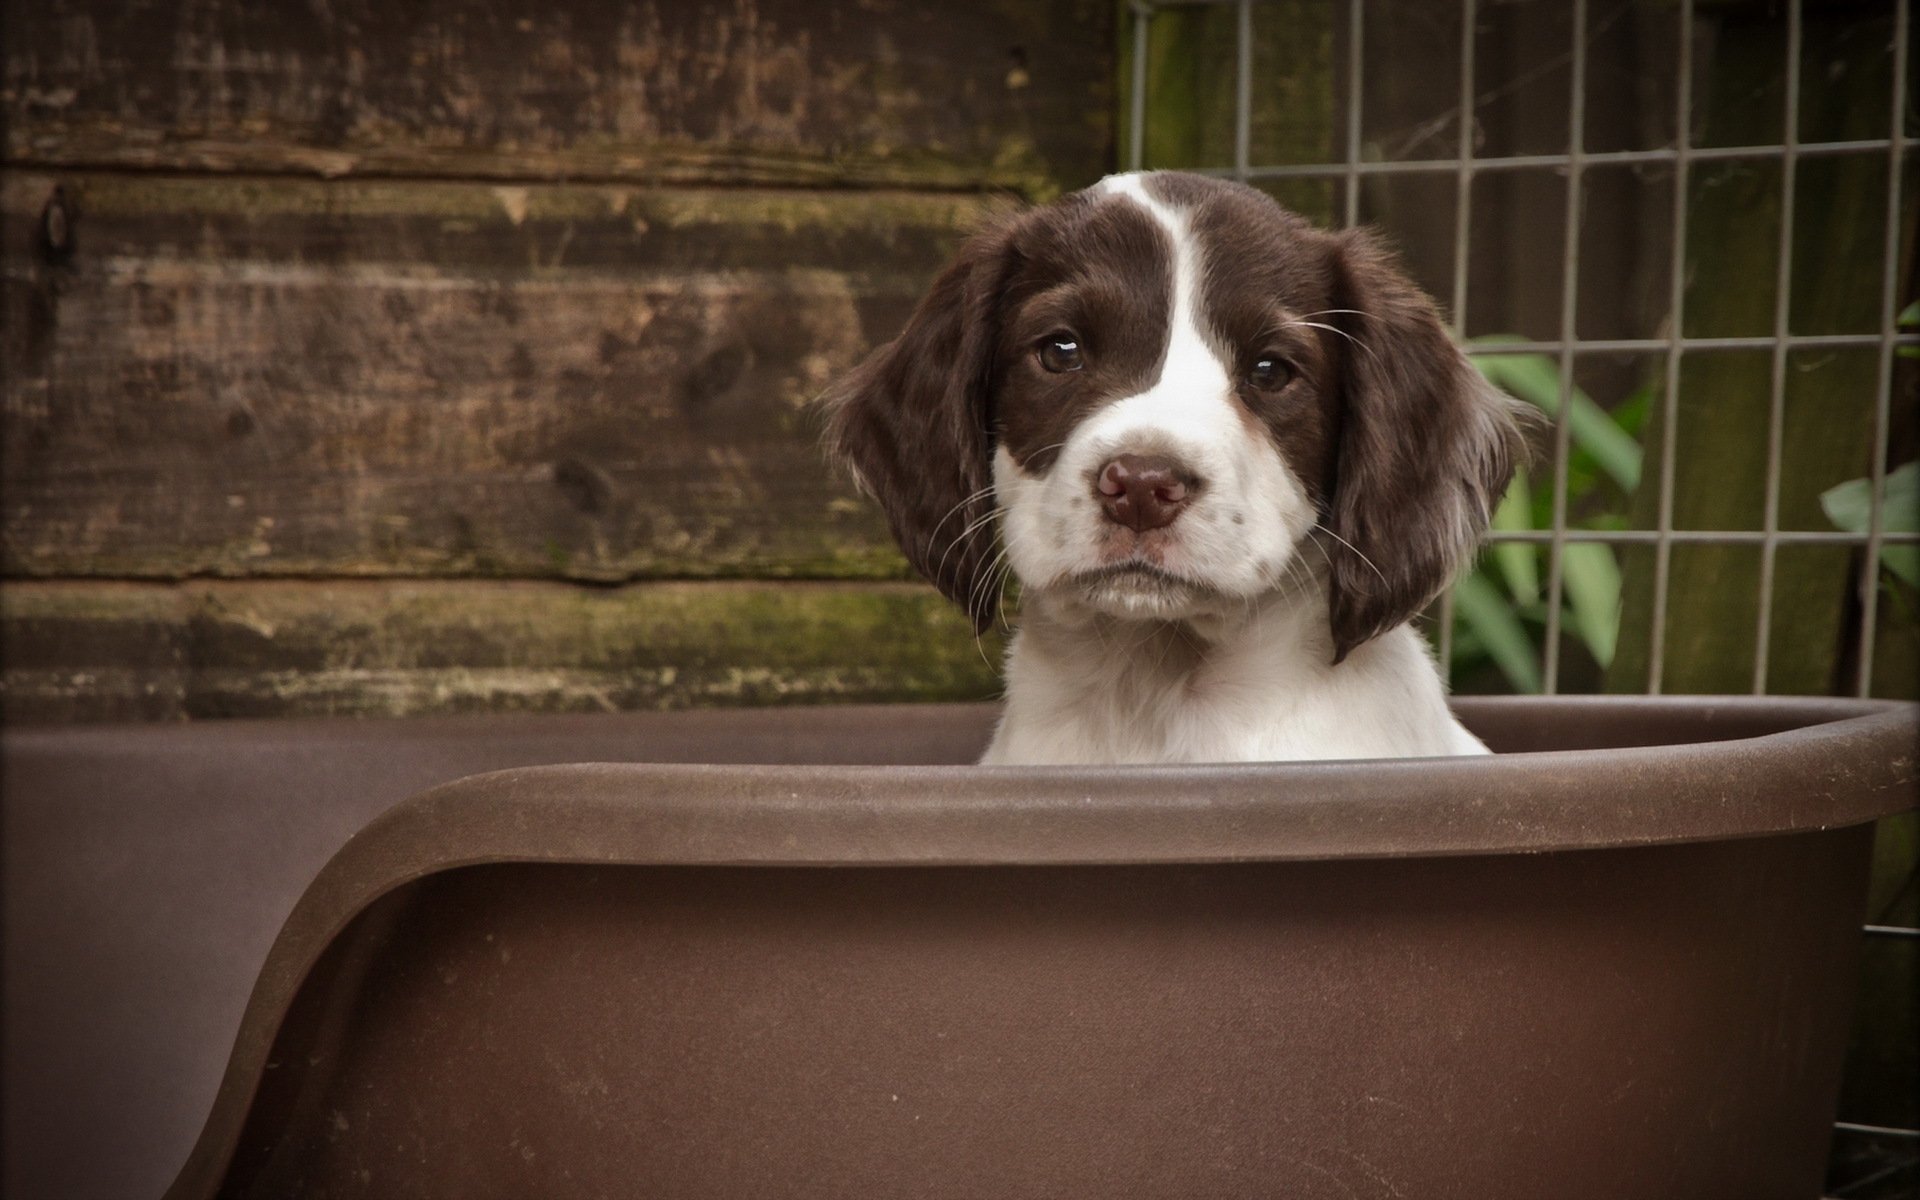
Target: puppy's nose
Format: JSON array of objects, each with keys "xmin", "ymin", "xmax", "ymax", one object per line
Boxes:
[{"xmin": 1096, "ymin": 454, "xmax": 1195, "ymax": 532}]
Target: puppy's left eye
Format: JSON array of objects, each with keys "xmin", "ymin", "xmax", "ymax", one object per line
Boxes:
[
  {"xmin": 1247, "ymin": 356, "xmax": 1293, "ymax": 392},
  {"xmin": 1038, "ymin": 335, "xmax": 1084, "ymax": 373}
]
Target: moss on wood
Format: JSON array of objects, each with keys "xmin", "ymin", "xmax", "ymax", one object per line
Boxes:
[
  {"xmin": 1115, "ymin": 1, "xmax": 1335, "ymax": 221},
  {"xmin": 1, "ymin": 579, "xmax": 1004, "ymax": 722}
]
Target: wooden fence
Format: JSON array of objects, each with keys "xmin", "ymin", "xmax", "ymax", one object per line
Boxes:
[{"xmin": 2, "ymin": 0, "xmax": 1114, "ymax": 720}]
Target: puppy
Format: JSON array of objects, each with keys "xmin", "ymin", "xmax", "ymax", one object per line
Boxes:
[{"xmin": 824, "ymin": 171, "xmax": 1524, "ymax": 764}]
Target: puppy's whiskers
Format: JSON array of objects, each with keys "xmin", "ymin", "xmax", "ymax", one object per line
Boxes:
[
  {"xmin": 925, "ymin": 484, "xmax": 996, "ymax": 552},
  {"xmin": 1279, "ymin": 319, "xmax": 1385, "ymax": 370},
  {"xmin": 1312, "ymin": 524, "xmax": 1387, "ymax": 585},
  {"xmin": 927, "ymin": 486, "xmax": 999, "ymax": 584},
  {"xmin": 934, "ymin": 505, "xmax": 1004, "ymax": 586},
  {"xmin": 967, "ymin": 544, "xmax": 1015, "ymax": 633},
  {"xmin": 1290, "ymin": 307, "xmax": 1382, "ymax": 323},
  {"xmin": 966, "ymin": 544, "xmax": 1016, "ymax": 667}
]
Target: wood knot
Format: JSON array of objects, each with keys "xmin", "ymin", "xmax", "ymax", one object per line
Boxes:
[
  {"xmin": 35, "ymin": 186, "xmax": 75, "ymax": 267},
  {"xmin": 680, "ymin": 342, "xmax": 754, "ymax": 410},
  {"xmin": 553, "ymin": 457, "xmax": 614, "ymax": 514}
]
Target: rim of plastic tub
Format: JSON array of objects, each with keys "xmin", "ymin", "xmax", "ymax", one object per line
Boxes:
[{"xmin": 163, "ymin": 695, "xmax": 1916, "ymax": 1200}]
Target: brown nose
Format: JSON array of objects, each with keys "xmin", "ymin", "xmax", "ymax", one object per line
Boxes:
[{"xmin": 1095, "ymin": 454, "xmax": 1196, "ymax": 532}]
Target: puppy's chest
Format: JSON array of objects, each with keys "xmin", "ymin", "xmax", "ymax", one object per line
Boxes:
[
  {"xmin": 1005, "ymin": 637, "xmax": 1317, "ymax": 763},
  {"xmin": 992, "ymin": 621, "xmax": 1469, "ymax": 765}
]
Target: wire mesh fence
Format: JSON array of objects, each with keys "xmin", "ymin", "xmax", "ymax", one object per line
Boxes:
[
  {"xmin": 1124, "ymin": 0, "xmax": 1917, "ymax": 1179},
  {"xmin": 1127, "ymin": 0, "xmax": 1914, "ymax": 698}
]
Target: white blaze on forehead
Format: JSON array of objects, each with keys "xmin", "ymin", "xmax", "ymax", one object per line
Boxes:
[
  {"xmin": 1093, "ymin": 173, "xmax": 1224, "ymax": 405},
  {"xmin": 1076, "ymin": 173, "xmax": 1246, "ymax": 478}
]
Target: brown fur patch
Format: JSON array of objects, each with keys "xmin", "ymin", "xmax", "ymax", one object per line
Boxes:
[
  {"xmin": 993, "ymin": 195, "xmax": 1175, "ymax": 473},
  {"xmin": 1318, "ymin": 228, "xmax": 1526, "ymax": 660},
  {"xmin": 819, "ymin": 218, "xmax": 1020, "ymax": 632}
]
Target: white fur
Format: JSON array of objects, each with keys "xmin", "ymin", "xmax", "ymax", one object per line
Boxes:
[
  {"xmin": 980, "ymin": 172, "xmax": 1488, "ymax": 765},
  {"xmin": 982, "ymin": 591, "xmax": 1486, "ymax": 765}
]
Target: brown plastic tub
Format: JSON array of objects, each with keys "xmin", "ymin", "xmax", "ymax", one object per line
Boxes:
[{"xmin": 42, "ymin": 697, "xmax": 1919, "ymax": 1199}]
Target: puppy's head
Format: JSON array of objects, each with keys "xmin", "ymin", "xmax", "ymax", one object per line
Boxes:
[{"xmin": 823, "ymin": 171, "xmax": 1523, "ymax": 660}]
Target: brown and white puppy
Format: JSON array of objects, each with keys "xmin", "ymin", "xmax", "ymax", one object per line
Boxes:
[{"xmin": 824, "ymin": 171, "xmax": 1524, "ymax": 764}]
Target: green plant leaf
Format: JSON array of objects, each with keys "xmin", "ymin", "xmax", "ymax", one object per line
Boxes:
[
  {"xmin": 1453, "ymin": 571, "xmax": 1542, "ymax": 693},
  {"xmin": 1885, "ymin": 550, "xmax": 1918, "ymax": 590},
  {"xmin": 1560, "ymin": 542, "xmax": 1621, "ymax": 668},
  {"xmin": 1468, "ymin": 340, "xmax": 1643, "ymax": 492},
  {"xmin": 1489, "ymin": 468, "xmax": 1539, "ymax": 604},
  {"xmin": 1901, "ymin": 300, "xmax": 1919, "ymax": 359},
  {"xmin": 1610, "ymin": 384, "xmax": 1654, "ymax": 440},
  {"xmin": 1821, "ymin": 461, "xmax": 1920, "ymax": 587}
]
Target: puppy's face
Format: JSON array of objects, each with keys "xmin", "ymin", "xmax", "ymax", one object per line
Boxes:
[
  {"xmin": 825, "ymin": 172, "xmax": 1521, "ymax": 660},
  {"xmin": 989, "ymin": 173, "xmax": 1338, "ymax": 624}
]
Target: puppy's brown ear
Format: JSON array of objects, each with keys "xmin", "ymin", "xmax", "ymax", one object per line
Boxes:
[
  {"xmin": 821, "ymin": 222, "xmax": 1016, "ymax": 633},
  {"xmin": 1323, "ymin": 229, "xmax": 1527, "ymax": 662}
]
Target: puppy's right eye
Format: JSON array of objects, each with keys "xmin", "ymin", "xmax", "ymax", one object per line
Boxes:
[
  {"xmin": 1246, "ymin": 355, "xmax": 1294, "ymax": 392},
  {"xmin": 1037, "ymin": 335, "xmax": 1084, "ymax": 373}
]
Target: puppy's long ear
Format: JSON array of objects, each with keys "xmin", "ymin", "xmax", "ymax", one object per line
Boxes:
[
  {"xmin": 1324, "ymin": 229, "xmax": 1526, "ymax": 662},
  {"xmin": 821, "ymin": 222, "xmax": 1016, "ymax": 633}
]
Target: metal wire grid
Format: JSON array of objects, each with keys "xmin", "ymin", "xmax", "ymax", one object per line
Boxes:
[
  {"xmin": 1126, "ymin": 0, "xmax": 1917, "ymax": 699},
  {"xmin": 1125, "ymin": 0, "xmax": 1919, "ymax": 1154}
]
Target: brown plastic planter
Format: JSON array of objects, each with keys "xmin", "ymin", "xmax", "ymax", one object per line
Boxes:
[{"xmin": 154, "ymin": 697, "xmax": 1913, "ymax": 1200}]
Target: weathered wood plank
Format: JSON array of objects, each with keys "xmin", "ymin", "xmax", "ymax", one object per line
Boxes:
[
  {"xmin": 0, "ymin": 579, "xmax": 1004, "ymax": 722},
  {"xmin": 3, "ymin": 173, "xmax": 1016, "ymax": 581},
  {"xmin": 4, "ymin": 0, "xmax": 1111, "ymax": 195}
]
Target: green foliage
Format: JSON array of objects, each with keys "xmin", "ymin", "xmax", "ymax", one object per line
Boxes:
[
  {"xmin": 1451, "ymin": 341, "xmax": 1646, "ymax": 692},
  {"xmin": 1818, "ymin": 306, "xmax": 1919, "ymax": 593},
  {"xmin": 1822, "ymin": 461, "xmax": 1920, "ymax": 589},
  {"xmin": 1471, "ymin": 350, "xmax": 1643, "ymax": 492},
  {"xmin": 1463, "ymin": 298, "xmax": 1914, "ymax": 693},
  {"xmin": 1451, "ymin": 569, "xmax": 1542, "ymax": 693}
]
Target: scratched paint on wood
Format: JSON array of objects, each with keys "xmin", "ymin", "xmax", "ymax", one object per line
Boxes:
[
  {"xmin": 4, "ymin": 0, "xmax": 1111, "ymax": 194},
  {"xmin": 2, "ymin": 173, "xmax": 1017, "ymax": 581}
]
